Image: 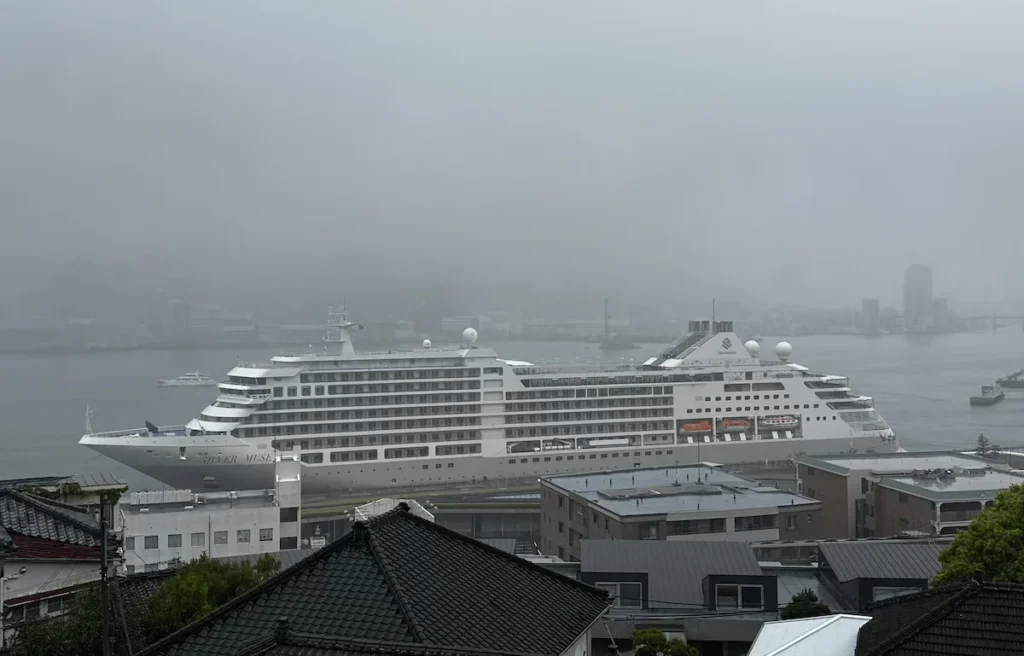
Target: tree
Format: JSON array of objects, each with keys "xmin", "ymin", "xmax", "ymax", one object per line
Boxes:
[
  {"xmin": 7, "ymin": 586, "xmax": 143, "ymax": 656},
  {"xmin": 781, "ymin": 589, "xmax": 831, "ymax": 620},
  {"xmin": 935, "ymin": 484, "xmax": 1024, "ymax": 585},
  {"xmin": 632, "ymin": 628, "xmax": 699, "ymax": 656},
  {"xmin": 976, "ymin": 433, "xmax": 990, "ymax": 454},
  {"xmin": 142, "ymin": 553, "xmax": 280, "ymax": 642},
  {"xmin": 8, "ymin": 554, "xmax": 281, "ymax": 656}
]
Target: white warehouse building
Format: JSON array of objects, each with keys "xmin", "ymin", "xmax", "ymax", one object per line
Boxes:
[{"xmin": 118, "ymin": 455, "xmax": 301, "ymax": 574}]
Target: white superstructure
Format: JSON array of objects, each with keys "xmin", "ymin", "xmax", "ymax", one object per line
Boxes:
[
  {"xmin": 80, "ymin": 313, "xmax": 896, "ymax": 494},
  {"xmin": 158, "ymin": 371, "xmax": 217, "ymax": 388}
]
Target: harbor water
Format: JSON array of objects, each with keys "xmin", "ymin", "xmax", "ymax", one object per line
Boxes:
[{"xmin": 2, "ymin": 329, "xmax": 1024, "ymax": 491}]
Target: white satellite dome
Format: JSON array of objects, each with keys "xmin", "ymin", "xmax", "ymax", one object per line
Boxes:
[
  {"xmin": 422, "ymin": 339, "xmax": 432, "ymax": 349},
  {"xmin": 462, "ymin": 327, "xmax": 479, "ymax": 344},
  {"xmin": 744, "ymin": 340, "xmax": 761, "ymax": 357},
  {"xmin": 775, "ymin": 341, "xmax": 793, "ymax": 360}
]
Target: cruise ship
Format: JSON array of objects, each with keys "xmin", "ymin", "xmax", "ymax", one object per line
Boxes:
[{"xmin": 80, "ymin": 311, "xmax": 896, "ymax": 494}]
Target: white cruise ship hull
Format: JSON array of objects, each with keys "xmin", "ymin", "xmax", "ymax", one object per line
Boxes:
[
  {"xmin": 81, "ymin": 431, "xmax": 895, "ymax": 494},
  {"xmin": 79, "ymin": 316, "xmax": 899, "ymax": 495}
]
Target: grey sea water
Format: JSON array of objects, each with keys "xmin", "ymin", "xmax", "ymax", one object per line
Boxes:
[{"xmin": 2, "ymin": 329, "xmax": 1022, "ymax": 490}]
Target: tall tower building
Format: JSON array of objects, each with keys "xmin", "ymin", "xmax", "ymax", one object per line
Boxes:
[{"xmin": 903, "ymin": 265, "xmax": 933, "ymax": 332}]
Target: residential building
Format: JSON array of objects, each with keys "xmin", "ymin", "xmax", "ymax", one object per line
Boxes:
[
  {"xmin": 118, "ymin": 455, "xmax": 301, "ymax": 574},
  {"xmin": 0, "ymin": 489, "xmax": 117, "ymax": 646},
  {"xmin": 137, "ymin": 503, "xmax": 610, "ymax": 656},
  {"xmin": 581, "ymin": 539, "xmax": 778, "ymax": 656},
  {"xmin": 796, "ymin": 452, "xmax": 1005, "ymax": 538},
  {"xmin": 856, "ymin": 582, "xmax": 1024, "ymax": 655},
  {"xmin": 873, "ymin": 467, "xmax": 1020, "ymax": 537},
  {"xmin": 902, "ymin": 265, "xmax": 933, "ymax": 332},
  {"xmin": 0, "ymin": 472, "xmax": 127, "ymax": 520},
  {"xmin": 817, "ymin": 540, "xmax": 948, "ymax": 612},
  {"xmin": 541, "ymin": 465, "xmax": 822, "ymax": 561},
  {"xmin": 748, "ymin": 614, "xmax": 871, "ymax": 656}
]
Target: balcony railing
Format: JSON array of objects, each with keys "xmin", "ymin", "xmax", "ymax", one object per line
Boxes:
[{"xmin": 939, "ymin": 509, "xmax": 982, "ymax": 523}]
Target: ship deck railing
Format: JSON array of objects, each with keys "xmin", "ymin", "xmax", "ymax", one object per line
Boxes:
[{"xmin": 88, "ymin": 425, "xmax": 189, "ymax": 438}]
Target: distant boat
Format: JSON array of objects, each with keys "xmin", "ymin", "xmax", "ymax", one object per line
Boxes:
[
  {"xmin": 970, "ymin": 385, "xmax": 1005, "ymax": 407},
  {"xmin": 158, "ymin": 371, "xmax": 217, "ymax": 388}
]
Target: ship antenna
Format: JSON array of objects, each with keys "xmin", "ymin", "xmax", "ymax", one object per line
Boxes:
[
  {"xmin": 85, "ymin": 405, "xmax": 94, "ymax": 436},
  {"xmin": 604, "ymin": 298, "xmax": 610, "ymax": 345}
]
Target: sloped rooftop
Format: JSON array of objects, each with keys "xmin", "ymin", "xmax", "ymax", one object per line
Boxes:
[
  {"xmin": 856, "ymin": 582, "xmax": 1024, "ymax": 655},
  {"xmin": 140, "ymin": 504, "xmax": 609, "ymax": 656},
  {"xmin": 819, "ymin": 541, "xmax": 945, "ymax": 583},
  {"xmin": 581, "ymin": 539, "xmax": 761, "ymax": 608},
  {"xmin": 0, "ymin": 488, "xmax": 103, "ymax": 559}
]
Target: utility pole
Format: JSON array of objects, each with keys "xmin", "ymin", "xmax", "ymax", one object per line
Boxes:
[{"xmin": 100, "ymin": 498, "xmax": 111, "ymax": 656}]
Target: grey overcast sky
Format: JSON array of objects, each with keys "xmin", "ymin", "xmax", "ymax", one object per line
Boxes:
[{"xmin": 3, "ymin": 0, "xmax": 1024, "ymax": 314}]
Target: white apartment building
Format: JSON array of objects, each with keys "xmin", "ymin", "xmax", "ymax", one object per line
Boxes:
[{"xmin": 118, "ymin": 455, "xmax": 301, "ymax": 574}]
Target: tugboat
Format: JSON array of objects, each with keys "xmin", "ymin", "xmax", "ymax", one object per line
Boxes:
[
  {"xmin": 997, "ymin": 369, "xmax": 1024, "ymax": 397},
  {"xmin": 970, "ymin": 384, "xmax": 1005, "ymax": 407}
]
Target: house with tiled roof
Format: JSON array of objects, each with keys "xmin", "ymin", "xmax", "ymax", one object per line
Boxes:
[
  {"xmin": 139, "ymin": 503, "xmax": 609, "ymax": 656},
  {"xmin": 0, "ymin": 488, "xmax": 117, "ymax": 644},
  {"xmin": 855, "ymin": 581, "xmax": 1024, "ymax": 655}
]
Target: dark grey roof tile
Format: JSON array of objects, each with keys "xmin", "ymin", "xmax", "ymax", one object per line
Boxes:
[
  {"xmin": 857, "ymin": 582, "xmax": 1024, "ymax": 655},
  {"xmin": 142, "ymin": 507, "xmax": 607, "ymax": 656},
  {"xmin": 0, "ymin": 489, "xmax": 102, "ymax": 547}
]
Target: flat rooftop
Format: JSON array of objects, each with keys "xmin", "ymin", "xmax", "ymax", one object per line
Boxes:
[
  {"xmin": 879, "ymin": 469, "xmax": 1024, "ymax": 500},
  {"xmin": 544, "ymin": 465, "xmax": 818, "ymax": 517},
  {"xmin": 799, "ymin": 452, "xmax": 995, "ymax": 476},
  {"xmin": 122, "ymin": 489, "xmax": 277, "ymax": 515}
]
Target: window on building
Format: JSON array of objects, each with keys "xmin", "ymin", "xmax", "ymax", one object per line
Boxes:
[
  {"xmin": 862, "ymin": 478, "xmax": 870, "ymax": 493},
  {"xmin": 667, "ymin": 518, "xmax": 726, "ymax": 536},
  {"xmin": 898, "ymin": 492, "xmax": 909, "ymax": 504},
  {"xmin": 716, "ymin": 584, "xmax": 764, "ymax": 610},
  {"xmin": 126, "ymin": 565, "xmax": 135, "ymax": 575},
  {"xmin": 237, "ymin": 529, "xmax": 251, "ymax": 543},
  {"xmin": 639, "ymin": 523, "xmax": 658, "ymax": 540},
  {"xmin": 786, "ymin": 515, "xmax": 796, "ymax": 530},
  {"xmin": 287, "ymin": 386, "xmax": 297, "ymax": 397},
  {"xmin": 47, "ymin": 595, "xmax": 71, "ymax": 614},
  {"xmin": 280, "ymin": 536, "xmax": 299, "ymax": 550},
  {"xmin": 558, "ymin": 521, "xmax": 565, "ymax": 534},
  {"xmin": 214, "ymin": 531, "xmax": 228, "ymax": 545},
  {"xmin": 596, "ymin": 582, "xmax": 643, "ymax": 609},
  {"xmin": 191, "ymin": 532, "xmax": 205, "ymax": 547},
  {"xmin": 280, "ymin": 507, "xmax": 298, "ymax": 522},
  {"xmin": 259, "ymin": 528, "xmax": 274, "ymax": 542},
  {"xmin": 735, "ymin": 515, "xmax": 778, "ymax": 532},
  {"xmin": 23, "ymin": 601, "xmax": 41, "ymax": 620},
  {"xmin": 125, "ymin": 536, "xmax": 135, "ymax": 551},
  {"xmin": 167, "ymin": 533, "xmax": 182, "ymax": 548},
  {"xmin": 144, "ymin": 535, "xmax": 158, "ymax": 550}
]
